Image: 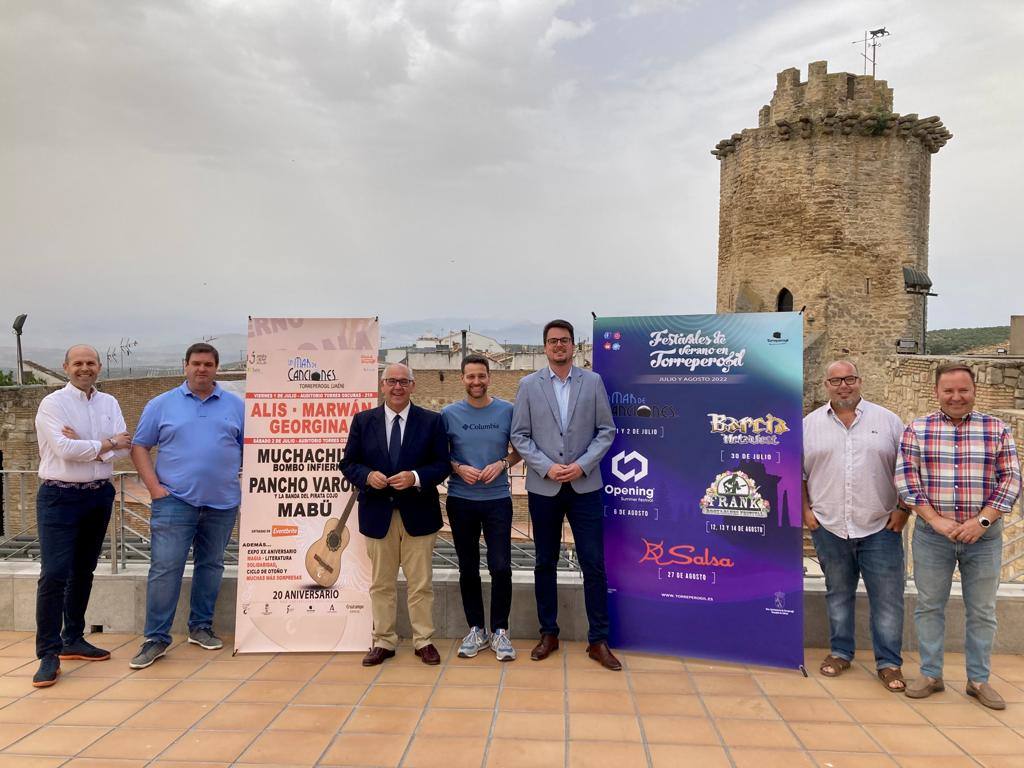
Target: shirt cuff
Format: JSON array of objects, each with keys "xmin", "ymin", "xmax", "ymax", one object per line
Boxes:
[
  {"xmin": 985, "ymin": 497, "xmax": 1016, "ymax": 515},
  {"xmin": 412, "ymin": 470, "xmax": 421, "ymax": 488}
]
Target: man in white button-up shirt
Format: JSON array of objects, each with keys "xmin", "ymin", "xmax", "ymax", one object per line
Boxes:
[
  {"xmin": 802, "ymin": 360, "xmax": 908, "ymax": 692},
  {"xmin": 32, "ymin": 345, "xmax": 130, "ymax": 688}
]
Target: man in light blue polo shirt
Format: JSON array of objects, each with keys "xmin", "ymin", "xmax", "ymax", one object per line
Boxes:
[{"xmin": 128, "ymin": 342, "xmax": 244, "ymax": 669}]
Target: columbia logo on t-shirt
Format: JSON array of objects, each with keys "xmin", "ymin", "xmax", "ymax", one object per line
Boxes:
[{"xmin": 463, "ymin": 423, "xmax": 500, "ymax": 430}]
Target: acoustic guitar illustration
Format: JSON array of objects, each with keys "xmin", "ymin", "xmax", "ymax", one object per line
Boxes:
[{"xmin": 304, "ymin": 491, "xmax": 358, "ymax": 587}]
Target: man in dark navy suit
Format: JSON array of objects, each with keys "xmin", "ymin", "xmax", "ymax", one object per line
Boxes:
[{"xmin": 341, "ymin": 363, "xmax": 450, "ymax": 666}]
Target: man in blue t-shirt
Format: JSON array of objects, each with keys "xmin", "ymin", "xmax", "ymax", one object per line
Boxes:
[
  {"xmin": 128, "ymin": 343, "xmax": 244, "ymax": 669},
  {"xmin": 442, "ymin": 354, "xmax": 521, "ymax": 661}
]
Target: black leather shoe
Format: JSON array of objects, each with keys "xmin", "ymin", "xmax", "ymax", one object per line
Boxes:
[
  {"xmin": 530, "ymin": 634, "xmax": 559, "ymax": 661},
  {"xmin": 586, "ymin": 641, "xmax": 623, "ymax": 671},
  {"xmin": 32, "ymin": 655, "xmax": 61, "ymax": 688},
  {"xmin": 415, "ymin": 644, "xmax": 441, "ymax": 665},
  {"xmin": 59, "ymin": 637, "xmax": 111, "ymax": 661},
  {"xmin": 362, "ymin": 646, "xmax": 396, "ymax": 667}
]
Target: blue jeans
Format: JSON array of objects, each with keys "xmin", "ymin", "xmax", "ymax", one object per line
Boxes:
[
  {"xmin": 35, "ymin": 482, "xmax": 114, "ymax": 659},
  {"xmin": 913, "ymin": 517, "xmax": 1003, "ymax": 682},
  {"xmin": 529, "ymin": 486, "xmax": 609, "ymax": 644},
  {"xmin": 144, "ymin": 495, "xmax": 237, "ymax": 645},
  {"xmin": 446, "ymin": 495, "xmax": 513, "ymax": 632},
  {"xmin": 811, "ymin": 525, "xmax": 905, "ymax": 669}
]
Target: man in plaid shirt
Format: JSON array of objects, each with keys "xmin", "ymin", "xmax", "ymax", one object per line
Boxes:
[{"xmin": 896, "ymin": 363, "xmax": 1021, "ymax": 709}]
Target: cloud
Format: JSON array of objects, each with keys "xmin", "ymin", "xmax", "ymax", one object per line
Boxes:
[{"xmin": 1, "ymin": 0, "xmax": 1021, "ymax": 351}]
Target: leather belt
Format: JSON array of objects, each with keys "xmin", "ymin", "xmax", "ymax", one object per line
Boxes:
[{"xmin": 41, "ymin": 479, "xmax": 110, "ymax": 490}]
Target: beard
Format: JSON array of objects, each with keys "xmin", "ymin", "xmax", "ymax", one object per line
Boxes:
[{"xmin": 832, "ymin": 396, "xmax": 860, "ymax": 410}]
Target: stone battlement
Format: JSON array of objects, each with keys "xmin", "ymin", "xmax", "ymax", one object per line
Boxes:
[{"xmin": 712, "ymin": 61, "xmax": 951, "ymax": 159}]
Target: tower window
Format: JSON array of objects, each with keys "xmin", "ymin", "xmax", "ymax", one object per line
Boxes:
[{"xmin": 776, "ymin": 288, "xmax": 793, "ymax": 312}]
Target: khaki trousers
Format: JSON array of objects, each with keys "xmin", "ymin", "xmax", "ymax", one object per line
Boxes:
[{"xmin": 365, "ymin": 511, "xmax": 436, "ymax": 650}]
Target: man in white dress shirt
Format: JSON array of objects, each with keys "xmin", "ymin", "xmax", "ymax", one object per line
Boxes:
[
  {"xmin": 32, "ymin": 345, "xmax": 130, "ymax": 687},
  {"xmin": 802, "ymin": 360, "xmax": 908, "ymax": 692}
]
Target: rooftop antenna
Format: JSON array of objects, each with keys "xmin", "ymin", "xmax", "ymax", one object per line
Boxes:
[
  {"xmin": 119, "ymin": 337, "xmax": 138, "ymax": 377},
  {"xmin": 852, "ymin": 27, "xmax": 890, "ymax": 77}
]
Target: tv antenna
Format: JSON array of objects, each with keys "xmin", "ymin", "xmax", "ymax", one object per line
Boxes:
[
  {"xmin": 852, "ymin": 27, "xmax": 890, "ymax": 77},
  {"xmin": 118, "ymin": 337, "xmax": 139, "ymax": 377}
]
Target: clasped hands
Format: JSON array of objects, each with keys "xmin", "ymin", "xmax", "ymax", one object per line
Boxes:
[
  {"xmin": 367, "ymin": 470, "xmax": 415, "ymax": 491},
  {"xmin": 927, "ymin": 512, "xmax": 992, "ymax": 545},
  {"xmin": 455, "ymin": 461, "xmax": 507, "ymax": 485},
  {"xmin": 546, "ymin": 463, "xmax": 584, "ymax": 483}
]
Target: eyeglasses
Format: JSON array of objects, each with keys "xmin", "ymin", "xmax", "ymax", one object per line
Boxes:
[
  {"xmin": 545, "ymin": 337, "xmax": 572, "ymax": 347},
  {"xmin": 826, "ymin": 376, "xmax": 860, "ymax": 386},
  {"xmin": 383, "ymin": 378, "xmax": 413, "ymax": 387}
]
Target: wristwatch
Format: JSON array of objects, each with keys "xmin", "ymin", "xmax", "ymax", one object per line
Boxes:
[
  {"xmin": 501, "ymin": 458, "xmax": 509, "ymax": 470},
  {"xmin": 979, "ymin": 515, "xmax": 992, "ymax": 528}
]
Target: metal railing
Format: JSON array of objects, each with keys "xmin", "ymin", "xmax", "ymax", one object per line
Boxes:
[
  {"xmin": 0, "ymin": 469, "xmax": 577, "ymax": 572},
  {"xmin": 11, "ymin": 469, "xmax": 1016, "ymax": 580}
]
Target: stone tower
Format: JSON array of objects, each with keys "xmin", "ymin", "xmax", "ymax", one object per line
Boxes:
[{"xmin": 712, "ymin": 61, "xmax": 951, "ymax": 406}]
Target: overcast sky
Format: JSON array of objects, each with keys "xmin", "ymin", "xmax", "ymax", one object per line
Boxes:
[{"xmin": 2, "ymin": 0, "xmax": 1021, "ymax": 350}]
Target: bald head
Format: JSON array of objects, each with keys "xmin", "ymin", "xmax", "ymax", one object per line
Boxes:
[
  {"xmin": 64, "ymin": 345, "xmax": 100, "ymax": 365},
  {"xmin": 63, "ymin": 345, "xmax": 102, "ymax": 393},
  {"xmin": 825, "ymin": 360, "xmax": 859, "ymax": 379}
]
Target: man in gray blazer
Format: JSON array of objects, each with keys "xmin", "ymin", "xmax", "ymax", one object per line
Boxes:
[{"xmin": 511, "ymin": 319, "xmax": 619, "ymax": 670}]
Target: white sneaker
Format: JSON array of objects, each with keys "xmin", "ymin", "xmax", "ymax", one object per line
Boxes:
[
  {"xmin": 458, "ymin": 626, "xmax": 490, "ymax": 658},
  {"xmin": 491, "ymin": 629, "xmax": 516, "ymax": 662}
]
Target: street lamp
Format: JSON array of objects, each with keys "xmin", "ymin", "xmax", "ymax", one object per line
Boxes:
[{"xmin": 12, "ymin": 314, "xmax": 27, "ymax": 385}]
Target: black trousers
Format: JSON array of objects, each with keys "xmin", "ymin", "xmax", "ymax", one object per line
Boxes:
[
  {"xmin": 35, "ymin": 482, "xmax": 114, "ymax": 659},
  {"xmin": 446, "ymin": 495, "xmax": 513, "ymax": 632}
]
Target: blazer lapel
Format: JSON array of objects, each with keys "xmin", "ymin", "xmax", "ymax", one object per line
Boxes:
[
  {"xmin": 539, "ymin": 370, "xmax": 562, "ymax": 427},
  {"xmin": 565, "ymin": 367, "xmax": 583, "ymax": 427},
  {"xmin": 375, "ymin": 407, "xmax": 389, "ymax": 464}
]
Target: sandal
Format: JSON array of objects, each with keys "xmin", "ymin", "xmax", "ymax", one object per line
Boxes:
[
  {"xmin": 819, "ymin": 655, "xmax": 851, "ymax": 677},
  {"xmin": 878, "ymin": 667, "xmax": 905, "ymax": 692}
]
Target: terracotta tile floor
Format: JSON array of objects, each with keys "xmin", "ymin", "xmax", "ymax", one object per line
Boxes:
[{"xmin": 1, "ymin": 630, "xmax": 1023, "ymax": 767}]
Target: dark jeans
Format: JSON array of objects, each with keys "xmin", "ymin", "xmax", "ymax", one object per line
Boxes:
[
  {"xmin": 446, "ymin": 495, "xmax": 513, "ymax": 632},
  {"xmin": 529, "ymin": 485, "xmax": 609, "ymax": 643},
  {"xmin": 36, "ymin": 482, "xmax": 115, "ymax": 659},
  {"xmin": 810, "ymin": 524, "xmax": 905, "ymax": 670}
]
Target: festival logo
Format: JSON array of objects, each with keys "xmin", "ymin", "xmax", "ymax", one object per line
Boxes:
[
  {"xmin": 286, "ymin": 356, "xmax": 338, "ymax": 382},
  {"xmin": 610, "ymin": 392, "xmax": 678, "ymax": 419},
  {"xmin": 708, "ymin": 412, "xmax": 789, "ymax": 445},
  {"xmin": 605, "ymin": 449, "xmax": 655, "ymax": 502},
  {"xmin": 611, "ymin": 450, "xmax": 648, "ymax": 482},
  {"xmin": 700, "ymin": 470, "xmax": 769, "ymax": 518},
  {"xmin": 638, "ymin": 538, "xmax": 736, "ymax": 568}
]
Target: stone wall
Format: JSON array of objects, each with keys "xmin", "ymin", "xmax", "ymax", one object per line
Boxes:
[
  {"xmin": 883, "ymin": 355, "xmax": 1024, "ymax": 419},
  {"xmin": 714, "ymin": 61, "xmax": 949, "ymax": 406},
  {"xmin": 0, "ymin": 370, "xmax": 536, "ymax": 535}
]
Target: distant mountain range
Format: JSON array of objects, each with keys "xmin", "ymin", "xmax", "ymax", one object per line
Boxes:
[{"xmin": 0, "ymin": 319, "xmax": 551, "ymax": 373}]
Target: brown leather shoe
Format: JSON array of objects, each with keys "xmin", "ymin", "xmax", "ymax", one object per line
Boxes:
[
  {"xmin": 966, "ymin": 680, "xmax": 1006, "ymax": 710},
  {"xmin": 530, "ymin": 634, "xmax": 559, "ymax": 661},
  {"xmin": 904, "ymin": 675, "xmax": 944, "ymax": 699},
  {"xmin": 586, "ymin": 641, "xmax": 622, "ymax": 671},
  {"xmin": 415, "ymin": 643, "xmax": 441, "ymax": 665},
  {"xmin": 362, "ymin": 646, "xmax": 396, "ymax": 667}
]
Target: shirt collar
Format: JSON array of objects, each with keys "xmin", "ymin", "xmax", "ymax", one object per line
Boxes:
[
  {"xmin": 63, "ymin": 382, "xmax": 97, "ymax": 401},
  {"xmin": 385, "ymin": 403, "xmax": 411, "ymax": 421},
  {"xmin": 548, "ymin": 366, "xmax": 573, "ymax": 383},
  {"xmin": 938, "ymin": 409, "xmax": 975, "ymax": 425},
  {"xmin": 826, "ymin": 398, "xmax": 865, "ymax": 418},
  {"xmin": 179, "ymin": 380, "xmax": 222, "ymax": 400}
]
